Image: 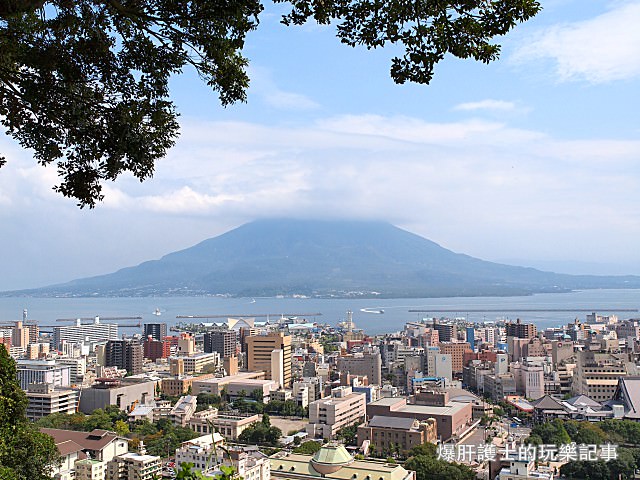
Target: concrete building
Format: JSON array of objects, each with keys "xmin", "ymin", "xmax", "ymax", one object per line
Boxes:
[
  {"xmin": 78, "ymin": 378, "xmax": 156, "ymax": 413},
  {"xmin": 271, "ymin": 349, "xmax": 285, "ymax": 389},
  {"xmin": 162, "ymin": 374, "xmax": 214, "ymax": 397},
  {"xmin": 505, "ymin": 319, "xmax": 537, "ymax": 339},
  {"xmin": 270, "ymin": 444, "xmax": 415, "ymax": 480},
  {"xmin": 336, "ymin": 352, "xmax": 382, "ymax": 386},
  {"xmin": 57, "ymin": 357, "xmax": 86, "ymax": 384},
  {"xmin": 26, "ymin": 383, "xmax": 78, "ymax": 420},
  {"xmin": 204, "ymin": 329, "xmax": 237, "ymax": 358},
  {"xmin": 357, "ymin": 416, "xmax": 437, "ymax": 456},
  {"xmin": 246, "ymin": 332, "xmax": 292, "ymax": 387},
  {"xmin": 75, "ymin": 459, "xmax": 107, "ymax": 480},
  {"xmin": 143, "ymin": 323, "xmax": 167, "ymax": 342},
  {"xmin": 105, "ymin": 339, "xmax": 143, "ymax": 375},
  {"xmin": 366, "ymin": 395, "xmax": 473, "ymax": 442},
  {"xmin": 433, "ymin": 322, "xmax": 456, "ymax": 343},
  {"xmin": 307, "ymin": 386, "xmax": 366, "ymax": 440},
  {"xmin": 143, "ymin": 336, "xmax": 171, "ymax": 361},
  {"xmin": 188, "ymin": 409, "xmax": 261, "ymax": 440},
  {"xmin": 53, "ymin": 319, "xmax": 119, "ymax": 350},
  {"xmin": 512, "ymin": 362, "xmax": 545, "ymax": 400},
  {"xmin": 170, "ymin": 352, "xmax": 220, "ymax": 374},
  {"xmin": 191, "ymin": 372, "xmax": 267, "ymax": 396},
  {"xmin": 11, "ymin": 320, "xmax": 30, "ymax": 348},
  {"xmin": 572, "ymin": 351, "xmax": 636, "ymax": 402},
  {"xmin": 106, "ymin": 452, "xmax": 161, "ymax": 480},
  {"xmin": 16, "ymin": 359, "xmax": 71, "ymax": 389},
  {"xmin": 26, "ymin": 342, "xmax": 50, "ymax": 359},
  {"xmin": 439, "ymin": 342, "xmax": 472, "ymax": 373},
  {"xmin": 484, "ymin": 373, "xmax": 517, "ymax": 401}
]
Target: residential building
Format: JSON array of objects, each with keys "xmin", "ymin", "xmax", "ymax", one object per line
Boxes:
[
  {"xmin": 143, "ymin": 323, "xmax": 167, "ymax": 342},
  {"xmin": 246, "ymin": 332, "xmax": 292, "ymax": 387},
  {"xmin": 433, "ymin": 322, "xmax": 456, "ymax": 343},
  {"xmin": 26, "ymin": 383, "xmax": 78, "ymax": 420},
  {"xmin": 306, "ymin": 386, "xmax": 366, "ymax": 440},
  {"xmin": 105, "ymin": 339, "xmax": 143, "ymax": 375},
  {"xmin": 53, "ymin": 319, "xmax": 119, "ymax": 350},
  {"xmin": 143, "ymin": 336, "xmax": 171, "ymax": 361},
  {"xmin": 11, "ymin": 321, "xmax": 30, "ymax": 348},
  {"xmin": 169, "ymin": 395, "xmax": 197, "ymax": 426},
  {"xmin": 483, "ymin": 373, "xmax": 517, "ymax": 402},
  {"xmin": 357, "ymin": 416, "xmax": 437, "ymax": 456},
  {"xmin": 170, "ymin": 352, "xmax": 220, "ymax": 374},
  {"xmin": 76, "ymin": 459, "xmax": 107, "ymax": 480},
  {"xmin": 106, "ymin": 452, "xmax": 161, "ymax": 480},
  {"xmin": 40, "ymin": 428, "xmax": 129, "ymax": 463},
  {"xmin": 57, "ymin": 357, "xmax": 87, "ymax": 384},
  {"xmin": 505, "ymin": 319, "xmax": 537, "ymax": 339}
]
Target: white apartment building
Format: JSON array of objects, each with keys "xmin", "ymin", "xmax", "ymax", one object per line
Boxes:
[
  {"xmin": 106, "ymin": 452, "xmax": 161, "ymax": 480},
  {"xmin": 53, "ymin": 319, "xmax": 119, "ymax": 350},
  {"xmin": 306, "ymin": 386, "xmax": 366, "ymax": 440},
  {"xmin": 16, "ymin": 359, "xmax": 71, "ymax": 389}
]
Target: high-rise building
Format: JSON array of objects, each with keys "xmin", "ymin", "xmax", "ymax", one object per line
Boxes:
[
  {"xmin": 105, "ymin": 339, "xmax": 143, "ymax": 375},
  {"xmin": 53, "ymin": 318, "xmax": 119, "ymax": 350},
  {"xmin": 204, "ymin": 330, "xmax": 237, "ymax": 358},
  {"xmin": 433, "ymin": 321, "xmax": 456, "ymax": 343},
  {"xmin": 246, "ymin": 332, "xmax": 292, "ymax": 387},
  {"xmin": 143, "ymin": 323, "xmax": 167, "ymax": 342},
  {"xmin": 11, "ymin": 321, "xmax": 30, "ymax": 348},
  {"xmin": 439, "ymin": 342, "xmax": 472, "ymax": 373},
  {"xmin": 505, "ymin": 318, "xmax": 537, "ymax": 339}
]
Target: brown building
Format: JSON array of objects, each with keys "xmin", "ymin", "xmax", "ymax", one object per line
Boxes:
[
  {"xmin": 439, "ymin": 342, "xmax": 472, "ymax": 373},
  {"xmin": 357, "ymin": 416, "xmax": 437, "ymax": 456},
  {"xmin": 105, "ymin": 339, "xmax": 143, "ymax": 375},
  {"xmin": 366, "ymin": 395, "xmax": 473, "ymax": 442},
  {"xmin": 143, "ymin": 336, "xmax": 171, "ymax": 361},
  {"xmin": 162, "ymin": 374, "xmax": 215, "ymax": 397},
  {"xmin": 246, "ymin": 332, "xmax": 292, "ymax": 387},
  {"xmin": 506, "ymin": 318, "xmax": 537, "ymax": 339}
]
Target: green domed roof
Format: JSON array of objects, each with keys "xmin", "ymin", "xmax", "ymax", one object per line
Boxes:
[{"xmin": 311, "ymin": 444, "xmax": 353, "ymax": 474}]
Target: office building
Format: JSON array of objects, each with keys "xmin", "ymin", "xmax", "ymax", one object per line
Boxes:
[
  {"xmin": 143, "ymin": 336, "xmax": 171, "ymax": 361},
  {"xmin": 439, "ymin": 342, "xmax": 472, "ymax": 373},
  {"xmin": 105, "ymin": 339, "xmax": 143, "ymax": 375},
  {"xmin": 11, "ymin": 321, "xmax": 30, "ymax": 348},
  {"xmin": 433, "ymin": 322, "xmax": 456, "ymax": 343},
  {"xmin": 572, "ymin": 351, "xmax": 636, "ymax": 402},
  {"xmin": 204, "ymin": 329, "xmax": 237, "ymax": 357},
  {"xmin": 26, "ymin": 383, "xmax": 78, "ymax": 420},
  {"xmin": 246, "ymin": 332, "xmax": 292, "ymax": 387},
  {"xmin": 336, "ymin": 352, "xmax": 382, "ymax": 385},
  {"xmin": 306, "ymin": 386, "xmax": 366, "ymax": 439},
  {"xmin": 143, "ymin": 323, "xmax": 167, "ymax": 342}
]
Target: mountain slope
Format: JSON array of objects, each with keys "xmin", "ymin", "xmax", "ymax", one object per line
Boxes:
[{"xmin": 10, "ymin": 219, "xmax": 640, "ymax": 297}]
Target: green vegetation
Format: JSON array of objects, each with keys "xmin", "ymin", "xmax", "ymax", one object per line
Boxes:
[
  {"xmin": 34, "ymin": 408, "xmax": 198, "ymax": 458},
  {"xmin": 0, "ymin": 346, "xmax": 61, "ymax": 480},
  {"xmin": 336, "ymin": 423, "xmax": 360, "ymax": 446},
  {"xmin": 233, "ymin": 398, "xmax": 307, "ymax": 417},
  {"xmin": 319, "ymin": 334, "xmax": 341, "ymax": 353},
  {"xmin": 526, "ymin": 419, "xmax": 640, "ymax": 480},
  {"xmin": 293, "ymin": 441, "xmax": 322, "ymax": 455},
  {"xmin": 404, "ymin": 444, "xmax": 475, "ymax": 480},
  {"xmin": 237, "ymin": 414, "xmax": 282, "ymax": 446}
]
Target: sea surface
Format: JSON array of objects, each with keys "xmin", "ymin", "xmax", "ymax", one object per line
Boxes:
[{"xmin": 1, "ymin": 289, "xmax": 640, "ymax": 335}]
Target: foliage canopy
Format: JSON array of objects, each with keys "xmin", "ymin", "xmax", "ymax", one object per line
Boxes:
[{"xmin": 0, "ymin": 0, "xmax": 540, "ymax": 207}]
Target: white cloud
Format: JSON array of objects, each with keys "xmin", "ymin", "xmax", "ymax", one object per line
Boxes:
[
  {"xmin": 453, "ymin": 100, "xmax": 517, "ymax": 112},
  {"xmin": 512, "ymin": 2, "xmax": 640, "ymax": 83},
  {"xmin": 248, "ymin": 66, "xmax": 320, "ymax": 110}
]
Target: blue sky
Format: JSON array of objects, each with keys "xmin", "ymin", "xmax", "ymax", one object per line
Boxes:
[{"xmin": 1, "ymin": 0, "xmax": 640, "ymax": 290}]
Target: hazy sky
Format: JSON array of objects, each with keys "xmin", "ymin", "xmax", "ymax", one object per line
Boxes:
[{"xmin": 1, "ymin": 0, "xmax": 640, "ymax": 291}]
